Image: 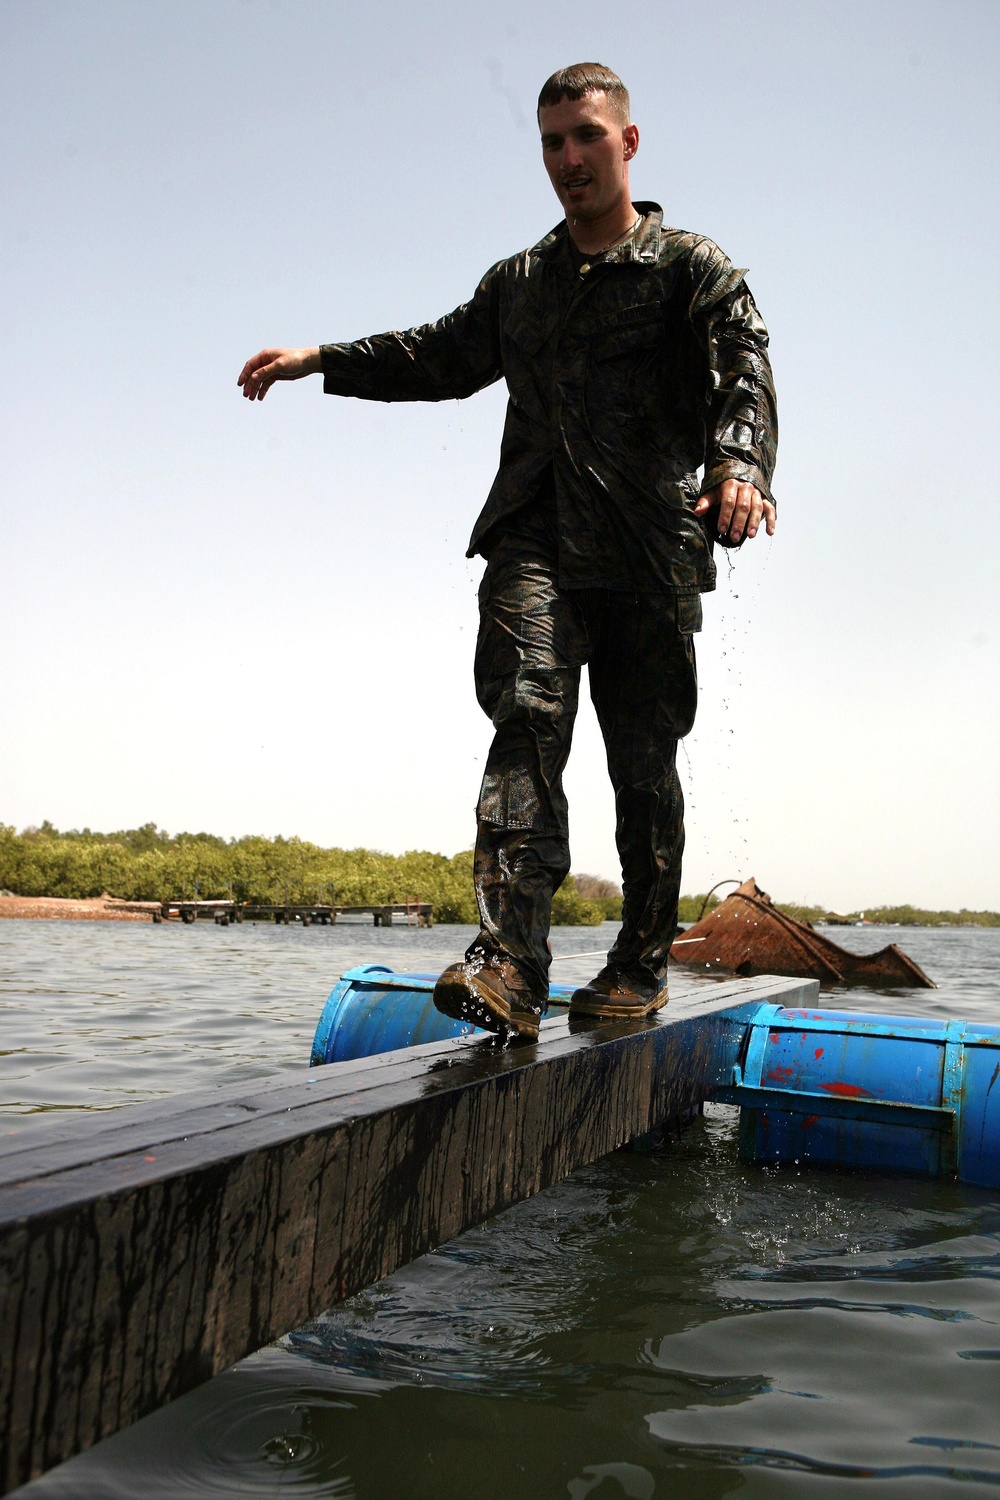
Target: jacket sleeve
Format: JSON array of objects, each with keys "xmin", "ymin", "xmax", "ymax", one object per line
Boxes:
[
  {"xmin": 688, "ymin": 245, "xmax": 778, "ymax": 503},
  {"xmin": 320, "ymin": 261, "xmax": 505, "ymax": 404}
]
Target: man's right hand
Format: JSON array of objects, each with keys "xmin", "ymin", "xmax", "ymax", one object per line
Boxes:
[{"xmin": 238, "ymin": 346, "xmax": 322, "ymax": 401}]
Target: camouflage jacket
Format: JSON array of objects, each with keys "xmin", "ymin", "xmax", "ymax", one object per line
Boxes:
[{"xmin": 321, "ymin": 203, "xmax": 777, "ymax": 594}]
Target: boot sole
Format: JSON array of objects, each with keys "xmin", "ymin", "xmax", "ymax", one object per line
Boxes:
[
  {"xmin": 433, "ymin": 973, "xmax": 541, "ymax": 1040},
  {"xmin": 568, "ymin": 990, "xmax": 669, "ymax": 1020}
]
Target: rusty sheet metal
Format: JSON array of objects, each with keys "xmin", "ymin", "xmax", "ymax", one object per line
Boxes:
[{"xmin": 671, "ymin": 878, "xmax": 935, "ymax": 988}]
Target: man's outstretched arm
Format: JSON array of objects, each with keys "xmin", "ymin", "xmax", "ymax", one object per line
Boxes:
[
  {"xmin": 238, "ymin": 262, "xmax": 505, "ymax": 408},
  {"xmin": 238, "ymin": 347, "xmax": 322, "ymax": 401}
]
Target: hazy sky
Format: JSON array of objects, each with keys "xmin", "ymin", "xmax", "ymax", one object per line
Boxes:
[{"xmin": 2, "ymin": 0, "xmax": 998, "ymax": 910}]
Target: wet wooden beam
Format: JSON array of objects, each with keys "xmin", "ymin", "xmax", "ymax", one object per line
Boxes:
[{"xmin": 0, "ymin": 973, "xmax": 814, "ymax": 1493}]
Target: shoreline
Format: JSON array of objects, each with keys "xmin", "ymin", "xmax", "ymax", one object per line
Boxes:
[
  {"xmin": 0, "ymin": 895, "xmax": 159, "ymax": 922},
  {"xmin": 0, "ymin": 895, "xmax": 997, "ymax": 930}
]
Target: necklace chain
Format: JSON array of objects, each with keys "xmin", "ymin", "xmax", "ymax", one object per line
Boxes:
[{"xmin": 580, "ymin": 212, "xmax": 643, "ymax": 259}]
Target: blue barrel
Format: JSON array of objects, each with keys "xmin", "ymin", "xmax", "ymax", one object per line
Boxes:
[
  {"xmin": 310, "ymin": 965, "xmax": 576, "ymax": 1066},
  {"xmin": 714, "ymin": 1003, "xmax": 1000, "ymax": 1187}
]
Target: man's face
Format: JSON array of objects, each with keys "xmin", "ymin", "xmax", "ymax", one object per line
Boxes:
[{"xmin": 538, "ymin": 91, "xmax": 638, "ymax": 223}]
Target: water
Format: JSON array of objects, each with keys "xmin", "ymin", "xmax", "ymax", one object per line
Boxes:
[{"xmin": 3, "ymin": 920, "xmax": 998, "ymax": 1498}]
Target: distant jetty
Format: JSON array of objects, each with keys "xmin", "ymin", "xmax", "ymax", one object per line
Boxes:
[{"xmin": 0, "ymin": 893, "xmax": 433, "ymax": 926}]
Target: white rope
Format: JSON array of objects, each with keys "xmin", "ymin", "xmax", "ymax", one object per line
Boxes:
[{"xmin": 550, "ymin": 950, "xmax": 612, "ymax": 962}]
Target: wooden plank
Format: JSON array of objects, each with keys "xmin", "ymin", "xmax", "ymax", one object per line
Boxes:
[{"xmin": 0, "ymin": 974, "xmax": 815, "ymax": 1493}]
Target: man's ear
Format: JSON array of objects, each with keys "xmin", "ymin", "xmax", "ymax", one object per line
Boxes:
[{"xmin": 623, "ymin": 123, "xmax": 639, "ymax": 161}]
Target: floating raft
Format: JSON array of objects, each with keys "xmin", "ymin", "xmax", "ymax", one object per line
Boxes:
[
  {"xmin": 0, "ymin": 971, "xmax": 806, "ymax": 1494},
  {"xmin": 313, "ymin": 969, "xmax": 999, "ymax": 1187},
  {"xmin": 2, "ymin": 968, "xmax": 996, "ymax": 1494},
  {"xmin": 670, "ymin": 878, "xmax": 934, "ymax": 987}
]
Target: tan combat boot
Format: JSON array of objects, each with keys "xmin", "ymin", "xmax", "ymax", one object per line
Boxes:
[
  {"xmin": 433, "ymin": 949, "xmax": 547, "ymax": 1040},
  {"xmin": 568, "ymin": 965, "xmax": 668, "ymax": 1020}
]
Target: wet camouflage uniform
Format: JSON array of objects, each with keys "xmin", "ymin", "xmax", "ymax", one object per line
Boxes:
[{"xmin": 321, "ymin": 203, "xmax": 777, "ymax": 999}]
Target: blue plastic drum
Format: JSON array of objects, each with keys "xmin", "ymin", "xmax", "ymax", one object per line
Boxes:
[
  {"xmin": 310, "ymin": 975, "xmax": 1000, "ymax": 1187},
  {"xmin": 310, "ymin": 964, "xmax": 575, "ymax": 1066},
  {"xmin": 715, "ymin": 1003, "xmax": 1000, "ymax": 1187}
]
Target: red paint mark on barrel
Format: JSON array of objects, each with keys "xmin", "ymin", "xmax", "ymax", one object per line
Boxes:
[
  {"xmin": 803, "ymin": 1114, "xmax": 820, "ymax": 1128},
  {"xmin": 766, "ymin": 1065, "xmax": 795, "ymax": 1081},
  {"xmin": 820, "ymin": 1081, "xmax": 868, "ymax": 1098},
  {"xmin": 144, "ymin": 1154, "xmax": 156, "ymax": 1163},
  {"xmin": 814, "ymin": 1047, "xmax": 824, "ymax": 1060}
]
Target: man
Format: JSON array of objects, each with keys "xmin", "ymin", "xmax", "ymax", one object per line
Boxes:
[{"xmin": 238, "ymin": 63, "xmax": 777, "ymax": 1043}]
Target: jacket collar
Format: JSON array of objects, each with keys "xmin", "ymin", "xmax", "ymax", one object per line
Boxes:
[{"xmin": 529, "ymin": 201, "xmax": 663, "ymax": 269}]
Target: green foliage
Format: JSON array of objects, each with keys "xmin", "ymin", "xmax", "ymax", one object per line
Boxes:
[
  {"xmin": 777, "ymin": 900, "xmax": 1000, "ymax": 928},
  {"xmin": 552, "ymin": 881, "xmax": 605, "ymax": 926},
  {"xmin": 677, "ymin": 893, "xmax": 721, "ymax": 924},
  {"xmin": 0, "ymin": 824, "xmax": 606, "ymax": 924},
  {"xmin": 775, "ymin": 902, "xmax": 844, "ymax": 925},
  {"xmin": 570, "ymin": 873, "xmax": 622, "ymax": 921},
  {"xmin": 573, "ymin": 875, "xmax": 727, "ymax": 924},
  {"xmin": 588, "ymin": 895, "xmax": 623, "ymax": 920},
  {"xmin": 7, "ymin": 826, "xmax": 994, "ymax": 927}
]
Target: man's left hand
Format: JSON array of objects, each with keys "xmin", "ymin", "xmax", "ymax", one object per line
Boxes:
[{"xmin": 694, "ymin": 480, "xmax": 776, "ymax": 545}]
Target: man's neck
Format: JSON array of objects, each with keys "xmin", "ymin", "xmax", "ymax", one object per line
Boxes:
[{"xmin": 567, "ymin": 197, "xmax": 638, "ymax": 256}]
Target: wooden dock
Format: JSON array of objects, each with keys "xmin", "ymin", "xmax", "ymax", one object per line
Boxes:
[
  {"xmin": 163, "ymin": 900, "xmax": 433, "ymax": 927},
  {"xmin": 0, "ymin": 973, "xmax": 814, "ymax": 1494}
]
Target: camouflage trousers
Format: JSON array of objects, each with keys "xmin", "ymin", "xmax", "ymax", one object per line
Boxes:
[{"xmin": 472, "ymin": 553, "xmax": 700, "ymax": 994}]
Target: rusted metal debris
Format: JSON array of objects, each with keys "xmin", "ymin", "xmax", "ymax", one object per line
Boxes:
[{"xmin": 671, "ymin": 878, "xmax": 935, "ymax": 988}]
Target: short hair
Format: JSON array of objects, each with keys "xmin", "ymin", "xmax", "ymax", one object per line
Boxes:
[{"xmin": 537, "ymin": 63, "xmax": 630, "ymax": 125}]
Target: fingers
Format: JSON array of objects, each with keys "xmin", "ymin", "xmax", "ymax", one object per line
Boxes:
[
  {"xmin": 237, "ymin": 348, "xmax": 299, "ymax": 400},
  {"xmin": 237, "ymin": 349, "xmax": 281, "ymax": 400},
  {"xmin": 237, "ymin": 346, "xmax": 321, "ymax": 400},
  {"xmin": 712, "ymin": 479, "xmax": 738, "ymax": 538},
  {"xmin": 237, "ymin": 349, "xmax": 274, "ymax": 386},
  {"xmin": 761, "ymin": 497, "xmax": 777, "ymax": 537},
  {"xmin": 740, "ymin": 489, "xmax": 777, "ymax": 539},
  {"xmin": 744, "ymin": 487, "xmax": 763, "ymax": 540},
  {"xmin": 698, "ymin": 481, "xmax": 775, "ymax": 543},
  {"xmin": 713, "ymin": 478, "xmax": 753, "ymax": 542}
]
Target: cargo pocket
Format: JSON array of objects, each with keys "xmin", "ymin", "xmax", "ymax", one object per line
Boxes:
[
  {"xmin": 675, "ymin": 594, "xmax": 703, "ymax": 635},
  {"xmin": 477, "ymin": 765, "xmax": 542, "ymax": 830}
]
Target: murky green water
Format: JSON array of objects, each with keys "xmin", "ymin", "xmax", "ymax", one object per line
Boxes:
[{"xmin": 3, "ymin": 920, "xmax": 999, "ymax": 1498}]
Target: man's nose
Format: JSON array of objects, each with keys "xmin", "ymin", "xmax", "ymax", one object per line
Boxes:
[{"xmin": 560, "ymin": 138, "xmax": 584, "ymax": 171}]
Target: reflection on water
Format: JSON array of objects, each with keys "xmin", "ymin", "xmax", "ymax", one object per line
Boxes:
[{"xmin": 5, "ymin": 921, "xmax": 1000, "ymax": 1497}]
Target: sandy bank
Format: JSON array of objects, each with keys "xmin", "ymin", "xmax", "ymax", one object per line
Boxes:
[{"xmin": 0, "ymin": 894, "xmax": 159, "ymax": 922}]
